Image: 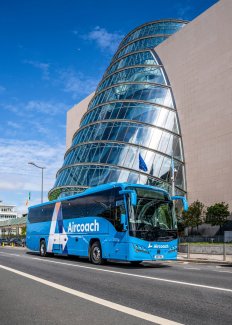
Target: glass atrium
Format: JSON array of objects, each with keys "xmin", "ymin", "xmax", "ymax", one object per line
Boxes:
[{"xmin": 49, "ymin": 20, "xmax": 187, "ymax": 200}]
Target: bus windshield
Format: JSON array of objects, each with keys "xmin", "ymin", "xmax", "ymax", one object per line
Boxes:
[{"xmin": 127, "ymin": 187, "xmax": 177, "ymax": 241}]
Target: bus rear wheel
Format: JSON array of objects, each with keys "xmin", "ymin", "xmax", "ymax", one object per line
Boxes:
[
  {"xmin": 90, "ymin": 241, "xmax": 104, "ymax": 265},
  {"xmin": 40, "ymin": 240, "xmax": 47, "ymax": 257},
  {"xmin": 40, "ymin": 240, "xmax": 53, "ymax": 257}
]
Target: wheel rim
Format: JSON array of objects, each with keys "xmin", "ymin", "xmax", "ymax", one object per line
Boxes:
[
  {"xmin": 41, "ymin": 243, "xmax": 45, "ymax": 255},
  {"xmin": 92, "ymin": 246, "xmax": 101, "ymax": 262}
]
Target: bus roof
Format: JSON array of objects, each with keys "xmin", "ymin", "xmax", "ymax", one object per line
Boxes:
[{"xmin": 28, "ymin": 182, "xmax": 170, "ymax": 210}]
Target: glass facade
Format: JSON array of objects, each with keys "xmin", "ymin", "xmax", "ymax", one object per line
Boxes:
[{"xmin": 49, "ymin": 19, "xmax": 187, "ymax": 201}]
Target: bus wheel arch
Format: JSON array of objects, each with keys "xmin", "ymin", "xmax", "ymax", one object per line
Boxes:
[
  {"xmin": 40, "ymin": 238, "xmax": 53, "ymax": 257},
  {"xmin": 89, "ymin": 239, "xmax": 105, "ymax": 265}
]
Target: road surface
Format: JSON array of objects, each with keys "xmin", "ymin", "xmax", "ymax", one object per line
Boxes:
[{"xmin": 0, "ymin": 247, "xmax": 231, "ymax": 325}]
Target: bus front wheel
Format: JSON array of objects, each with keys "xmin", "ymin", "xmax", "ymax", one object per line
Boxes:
[
  {"xmin": 90, "ymin": 241, "xmax": 104, "ymax": 265},
  {"xmin": 40, "ymin": 240, "xmax": 47, "ymax": 257}
]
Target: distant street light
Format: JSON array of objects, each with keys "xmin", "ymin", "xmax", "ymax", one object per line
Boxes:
[{"xmin": 28, "ymin": 162, "xmax": 46, "ymax": 203}]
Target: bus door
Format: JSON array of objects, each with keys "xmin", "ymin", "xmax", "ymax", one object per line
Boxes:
[{"xmin": 108, "ymin": 197, "xmax": 128, "ymax": 260}]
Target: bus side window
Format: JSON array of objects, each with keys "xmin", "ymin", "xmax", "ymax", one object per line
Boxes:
[
  {"xmin": 28, "ymin": 204, "xmax": 55, "ymax": 223},
  {"xmin": 114, "ymin": 199, "xmax": 126, "ymax": 232},
  {"xmin": 62, "ymin": 198, "xmax": 86, "ymax": 219},
  {"xmin": 85, "ymin": 190, "xmax": 115, "ymax": 225},
  {"xmin": 114, "ymin": 206, "xmax": 122, "ymax": 232}
]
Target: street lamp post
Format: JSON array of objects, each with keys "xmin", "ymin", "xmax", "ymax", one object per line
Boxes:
[
  {"xmin": 28, "ymin": 162, "xmax": 46, "ymax": 203},
  {"xmin": 171, "ymin": 156, "xmax": 177, "ymax": 197}
]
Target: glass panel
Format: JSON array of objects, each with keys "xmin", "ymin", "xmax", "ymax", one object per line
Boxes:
[
  {"xmin": 82, "ymin": 103, "xmax": 178, "ymax": 134},
  {"xmin": 101, "ymin": 125, "xmax": 111, "ymax": 140},
  {"xmin": 118, "ymin": 170, "xmax": 129, "ymax": 183},
  {"xmin": 123, "ymin": 146, "xmax": 137, "ymax": 168},
  {"xmin": 159, "ymin": 157, "xmax": 171, "ymax": 181},
  {"xmin": 120, "ymin": 22, "xmax": 185, "ymax": 48},
  {"xmin": 149, "ymin": 128, "xmax": 162, "ymax": 150},
  {"xmin": 157, "ymin": 132, "xmax": 170, "ymax": 154},
  {"xmin": 127, "ymin": 172, "xmax": 139, "ymax": 183},
  {"xmin": 105, "ymin": 51, "xmax": 157, "ymax": 77},
  {"xmin": 100, "ymin": 145, "xmax": 111, "ymax": 163},
  {"xmin": 89, "ymin": 84, "xmax": 173, "ymax": 110},
  {"xmin": 113, "ymin": 36, "xmax": 168, "ymax": 61},
  {"xmin": 97, "ymin": 66, "xmax": 166, "ymax": 93}
]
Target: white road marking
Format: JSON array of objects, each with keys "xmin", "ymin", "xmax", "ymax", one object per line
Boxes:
[
  {"xmin": 0, "ymin": 252, "xmax": 21, "ymax": 257},
  {"xmin": 218, "ymin": 271, "xmax": 232, "ymax": 274},
  {"xmin": 0, "ymin": 264, "xmax": 183, "ymax": 325},
  {"xmin": 0, "ymin": 251, "xmax": 232, "ymax": 293},
  {"xmin": 184, "ymin": 267, "xmax": 200, "ymax": 270}
]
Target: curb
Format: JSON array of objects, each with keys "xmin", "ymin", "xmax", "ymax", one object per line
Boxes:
[{"xmin": 177, "ymin": 257, "xmax": 232, "ymax": 265}]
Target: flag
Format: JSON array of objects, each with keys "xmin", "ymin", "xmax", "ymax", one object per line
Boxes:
[
  {"xmin": 25, "ymin": 192, "xmax": 31, "ymax": 206},
  {"xmin": 139, "ymin": 153, "xmax": 148, "ymax": 172}
]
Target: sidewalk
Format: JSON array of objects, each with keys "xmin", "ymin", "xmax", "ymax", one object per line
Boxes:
[{"xmin": 178, "ymin": 252, "xmax": 232, "ymax": 264}]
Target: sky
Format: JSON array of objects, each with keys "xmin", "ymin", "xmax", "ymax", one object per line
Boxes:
[{"xmin": 0, "ymin": 0, "xmax": 218, "ymax": 214}]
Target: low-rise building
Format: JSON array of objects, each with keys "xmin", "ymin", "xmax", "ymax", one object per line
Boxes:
[{"xmin": 0, "ymin": 201, "xmax": 18, "ymax": 221}]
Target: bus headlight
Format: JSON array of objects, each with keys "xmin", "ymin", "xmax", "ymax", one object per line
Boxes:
[
  {"xmin": 168, "ymin": 246, "xmax": 177, "ymax": 253},
  {"xmin": 133, "ymin": 244, "xmax": 149, "ymax": 254}
]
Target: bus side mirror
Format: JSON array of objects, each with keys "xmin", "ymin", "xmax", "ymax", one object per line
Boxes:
[
  {"xmin": 171, "ymin": 196, "xmax": 188, "ymax": 211},
  {"xmin": 130, "ymin": 192, "xmax": 137, "ymax": 206},
  {"xmin": 119, "ymin": 190, "xmax": 137, "ymax": 206},
  {"xmin": 120, "ymin": 214, "xmax": 128, "ymax": 231}
]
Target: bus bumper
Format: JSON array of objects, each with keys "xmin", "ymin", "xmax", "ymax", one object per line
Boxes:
[{"xmin": 128, "ymin": 240, "xmax": 178, "ymax": 261}]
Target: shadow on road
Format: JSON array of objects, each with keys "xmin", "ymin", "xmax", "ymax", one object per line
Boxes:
[{"xmin": 26, "ymin": 251, "xmax": 170, "ymax": 269}]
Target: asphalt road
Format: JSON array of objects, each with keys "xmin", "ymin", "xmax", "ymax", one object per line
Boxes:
[{"xmin": 0, "ymin": 247, "xmax": 231, "ymax": 325}]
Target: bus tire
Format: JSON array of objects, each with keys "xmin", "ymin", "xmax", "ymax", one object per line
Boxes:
[
  {"xmin": 40, "ymin": 240, "xmax": 54, "ymax": 257},
  {"xmin": 40, "ymin": 240, "xmax": 48, "ymax": 257},
  {"xmin": 90, "ymin": 241, "xmax": 104, "ymax": 265}
]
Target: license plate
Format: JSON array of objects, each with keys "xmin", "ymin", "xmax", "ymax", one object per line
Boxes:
[{"xmin": 155, "ymin": 255, "xmax": 164, "ymax": 259}]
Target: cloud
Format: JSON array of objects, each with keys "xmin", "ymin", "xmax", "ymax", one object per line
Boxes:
[
  {"xmin": 0, "ymin": 85, "xmax": 6, "ymax": 93},
  {"xmin": 175, "ymin": 1, "xmax": 192, "ymax": 18},
  {"xmin": 7, "ymin": 121, "xmax": 21, "ymax": 129},
  {"xmin": 59, "ymin": 69, "xmax": 99, "ymax": 99},
  {"xmin": 23, "ymin": 60, "xmax": 50, "ymax": 80},
  {"xmin": 25, "ymin": 100, "xmax": 68, "ymax": 116},
  {"xmin": 1, "ymin": 100, "xmax": 68, "ymax": 117},
  {"xmin": 0, "ymin": 138, "xmax": 65, "ymax": 194},
  {"xmin": 83, "ymin": 26, "xmax": 124, "ymax": 54}
]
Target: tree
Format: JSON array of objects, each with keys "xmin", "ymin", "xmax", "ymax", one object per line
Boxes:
[
  {"xmin": 21, "ymin": 226, "xmax": 26, "ymax": 236},
  {"xmin": 182, "ymin": 200, "xmax": 205, "ymax": 235},
  {"xmin": 206, "ymin": 202, "xmax": 230, "ymax": 231},
  {"xmin": 175, "ymin": 206, "xmax": 185, "ymax": 235}
]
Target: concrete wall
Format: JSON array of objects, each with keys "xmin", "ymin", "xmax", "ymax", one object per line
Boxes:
[
  {"xmin": 156, "ymin": 0, "xmax": 232, "ymax": 208},
  {"xmin": 179, "ymin": 244, "xmax": 232, "ymax": 255},
  {"xmin": 66, "ymin": 93, "xmax": 94, "ymax": 149}
]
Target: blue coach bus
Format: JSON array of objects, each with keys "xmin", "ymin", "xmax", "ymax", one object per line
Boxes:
[{"xmin": 26, "ymin": 182, "xmax": 188, "ymax": 265}]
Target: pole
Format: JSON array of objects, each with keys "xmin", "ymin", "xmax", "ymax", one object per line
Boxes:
[
  {"xmin": 28, "ymin": 162, "xmax": 45, "ymax": 204},
  {"xmin": 138, "ymin": 145, "xmax": 141, "ymax": 184},
  {"xmin": 171, "ymin": 156, "xmax": 175, "ymax": 196},
  {"xmin": 223, "ymin": 242, "xmax": 226, "ymax": 261},
  {"xmin": 41, "ymin": 167, "xmax": 44, "ymax": 203},
  {"xmin": 187, "ymin": 243, "xmax": 190, "ymax": 259}
]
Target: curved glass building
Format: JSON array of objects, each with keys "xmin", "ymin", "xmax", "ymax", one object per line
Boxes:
[{"xmin": 49, "ymin": 19, "xmax": 188, "ymax": 200}]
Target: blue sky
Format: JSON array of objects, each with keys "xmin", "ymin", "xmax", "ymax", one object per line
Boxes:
[{"xmin": 0, "ymin": 0, "xmax": 217, "ymax": 213}]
